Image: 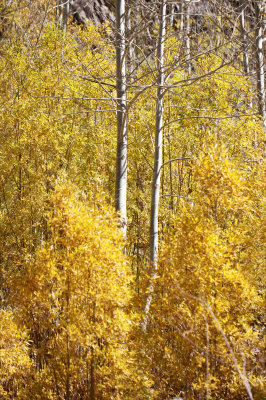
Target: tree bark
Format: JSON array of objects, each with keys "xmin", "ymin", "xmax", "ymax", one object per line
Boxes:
[
  {"xmin": 255, "ymin": 1, "xmax": 265, "ymax": 129},
  {"xmin": 115, "ymin": 0, "xmax": 128, "ymax": 237},
  {"xmin": 169, "ymin": 3, "xmax": 175, "ymax": 27},
  {"xmin": 185, "ymin": 2, "xmax": 191, "ymax": 74},
  {"xmin": 126, "ymin": 0, "xmax": 134, "ymax": 82},
  {"xmin": 150, "ymin": 0, "xmax": 166, "ymax": 266},
  {"xmin": 240, "ymin": 0, "xmax": 250, "ymax": 75},
  {"xmin": 143, "ymin": 0, "xmax": 166, "ymax": 331},
  {"xmin": 180, "ymin": 1, "xmax": 184, "ymax": 33}
]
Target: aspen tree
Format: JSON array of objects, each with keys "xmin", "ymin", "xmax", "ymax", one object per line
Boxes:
[
  {"xmin": 143, "ymin": 0, "xmax": 167, "ymax": 331},
  {"xmin": 169, "ymin": 2, "xmax": 175, "ymax": 27},
  {"xmin": 149, "ymin": 0, "xmax": 167, "ymax": 266},
  {"xmin": 255, "ymin": 0, "xmax": 265, "ymax": 129},
  {"xmin": 240, "ymin": 0, "xmax": 250, "ymax": 75},
  {"xmin": 184, "ymin": 0, "xmax": 191, "ymax": 74},
  {"xmin": 115, "ymin": 0, "xmax": 128, "ymax": 237},
  {"xmin": 180, "ymin": 1, "xmax": 184, "ymax": 32}
]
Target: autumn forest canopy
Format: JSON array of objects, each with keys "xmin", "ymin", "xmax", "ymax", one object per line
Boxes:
[{"xmin": 0, "ymin": 0, "xmax": 265, "ymax": 399}]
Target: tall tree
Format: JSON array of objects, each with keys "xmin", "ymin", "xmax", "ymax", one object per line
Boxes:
[
  {"xmin": 184, "ymin": 0, "xmax": 191, "ymax": 74},
  {"xmin": 150, "ymin": 0, "xmax": 166, "ymax": 267},
  {"xmin": 115, "ymin": 0, "xmax": 128, "ymax": 236},
  {"xmin": 143, "ymin": 0, "xmax": 167, "ymax": 330},
  {"xmin": 255, "ymin": 0, "xmax": 265, "ymax": 129},
  {"xmin": 240, "ymin": 0, "xmax": 250, "ymax": 75}
]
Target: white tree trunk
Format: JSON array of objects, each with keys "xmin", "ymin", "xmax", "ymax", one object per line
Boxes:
[
  {"xmin": 150, "ymin": 0, "xmax": 166, "ymax": 265},
  {"xmin": 169, "ymin": 3, "xmax": 175, "ymax": 27},
  {"xmin": 185, "ymin": 2, "xmax": 191, "ymax": 74},
  {"xmin": 115, "ymin": 0, "xmax": 128, "ymax": 237},
  {"xmin": 143, "ymin": 0, "xmax": 166, "ymax": 331},
  {"xmin": 255, "ymin": 1, "xmax": 266, "ymax": 130},
  {"xmin": 126, "ymin": 1, "xmax": 134, "ymax": 82},
  {"xmin": 180, "ymin": 2, "xmax": 184, "ymax": 33},
  {"xmin": 240, "ymin": 0, "xmax": 250, "ymax": 75}
]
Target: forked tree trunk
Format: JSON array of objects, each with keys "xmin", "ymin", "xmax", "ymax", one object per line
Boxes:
[
  {"xmin": 143, "ymin": 0, "xmax": 167, "ymax": 331},
  {"xmin": 115, "ymin": 0, "xmax": 128, "ymax": 237}
]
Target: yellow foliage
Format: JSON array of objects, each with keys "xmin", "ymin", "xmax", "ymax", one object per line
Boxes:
[
  {"xmin": 0, "ymin": 310, "xmax": 31, "ymax": 399},
  {"xmin": 0, "ymin": 5, "xmax": 265, "ymax": 399},
  {"xmin": 140, "ymin": 146, "xmax": 265, "ymax": 399},
  {"xmin": 7, "ymin": 182, "xmax": 149, "ymax": 399}
]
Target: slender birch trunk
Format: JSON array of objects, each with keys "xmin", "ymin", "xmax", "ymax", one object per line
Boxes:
[
  {"xmin": 168, "ymin": 136, "xmax": 174, "ymax": 211},
  {"xmin": 255, "ymin": 1, "xmax": 265, "ymax": 129},
  {"xmin": 185, "ymin": 2, "xmax": 191, "ymax": 74},
  {"xmin": 150, "ymin": 0, "xmax": 166, "ymax": 266},
  {"xmin": 143, "ymin": 0, "xmax": 166, "ymax": 331},
  {"xmin": 180, "ymin": 2, "xmax": 184, "ymax": 33},
  {"xmin": 240, "ymin": 0, "xmax": 250, "ymax": 75},
  {"xmin": 126, "ymin": 1, "xmax": 135, "ymax": 83},
  {"xmin": 115, "ymin": 0, "xmax": 128, "ymax": 237},
  {"xmin": 169, "ymin": 3, "xmax": 175, "ymax": 27}
]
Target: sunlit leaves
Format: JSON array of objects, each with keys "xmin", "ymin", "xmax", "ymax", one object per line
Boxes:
[
  {"xmin": 8, "ymin": 182, "xmax": 145, "ymax": 399},
  {"xmin": 0, "ymin": 310, "xmax": 31, "ymax": 399},
  {"xmin": 142, "ymin": 146, "xmax": 264, "ymax": 398}
]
